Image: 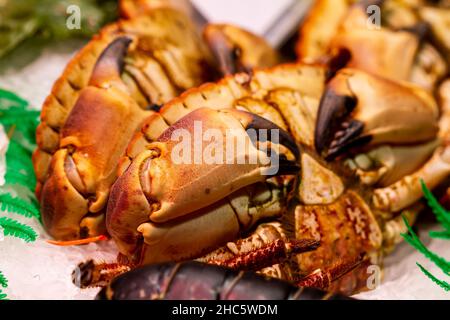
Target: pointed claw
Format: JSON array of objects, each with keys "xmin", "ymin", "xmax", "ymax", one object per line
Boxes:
[
  {"xmin": 222, "ymin": 108, "xmax": 300, "ymax": 160},
  {"xmin": 315, "ymin": 69, "xmax": 439, "ymax": 160},
  {"xmin": 273, "ymin": 156, "xmax": 301, "ymax": 177},
  {"xmin": 314, "ymin": 88, "xmax": 359, "ymax": 159},
  {"xmin": 89, "ymin": 36, "xmax": 133, "ymax": 89},
  {"xmin": 220, "ymin": 108, "xmax": 300, "ymax": 177}
]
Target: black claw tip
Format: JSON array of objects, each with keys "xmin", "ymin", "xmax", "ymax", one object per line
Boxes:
[
  {"xmin": 268, "ymin": 156, "xmax": 301, "ymax": 176},
  {"xmin": 314, "ymin": 89, "xmax": 358, "ymax": 159},
  {"xmin": 89, "ymin": 36, "xmax": 133, "ymax": 87},
  {"xmin": 246, "ymin": 114, "xmax": 300, "ymax": 160},
  {"xmin": 225, "ymin": 109, "xmax": 300, "ymax": 161}
]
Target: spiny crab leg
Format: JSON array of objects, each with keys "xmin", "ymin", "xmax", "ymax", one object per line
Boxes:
[
  {"xmin": 106, "ymin": 107, "xmax": 300, "ymax": 265},
  {"xmin": 204, "ymin": 238, "xmax": 319, "ymax": 271},
  {"xmin": 199, "ymin": 222, "xmax": 299, "ymax": 281},
  {"xmin": 73, "ymin": 238, "xmax": 319, "ymax": 289},
  {"xmin": 314, "ymin": 68, "xmax": 439, "ymax": 160},
  {"xmin": 296, "ymin": 253, "xmax": 366, "ymax": 290},
  {"xmin": 72, "ymin": 259, "xmax": 133, "ymax": 289}
]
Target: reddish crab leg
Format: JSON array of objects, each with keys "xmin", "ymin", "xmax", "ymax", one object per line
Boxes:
[
  {"xmin": 297, "ymin": 254, "xmax": 366, "ymax": 290},
  {"xmin": 201, "ymin": 239, "xmax": 320, "ymax": 271}
]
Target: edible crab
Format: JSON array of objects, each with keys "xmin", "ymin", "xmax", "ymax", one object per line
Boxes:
[{"xmin": 32, "ymin": 0, "xmax": 450, "ymax": 296}]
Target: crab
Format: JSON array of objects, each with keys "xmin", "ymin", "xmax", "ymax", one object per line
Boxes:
[
  {"xmin": 34, "ymin": 0, "xmax": 450, "ymax": 296},
  {"xmin": 33, "ymin": 0, "xmax": 279, "ymax": 240},
  {"xmin": 102, "ymin": 52, "xmax": 448, "ymax": 293}
]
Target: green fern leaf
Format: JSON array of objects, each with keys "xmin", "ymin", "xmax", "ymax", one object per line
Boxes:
[
  {"xmin": 0, "ymin": 193, "xmax": 39, "ymax": 219},
  {"xmin": 0, "ymin": 217, "xmax": 37, "ymax": 242},
  {"xmin": 429, "ymin": 230, "xmax": 450, "ymax": 240},
  {"xmin": 0, "ymin": 108, "xmax": 39, "ymax": 119},
  {"xmin": 421, "ymin": 180, "xmax": 450, "ymax": 231},
  {"xmin": 6, "ymin": 140, "xmax": 32, "ymax": 157},
  {"xmin": 6, "ymin": 157, "xmax": 34, "ymax": 178},
  {"xmin": 2, "ymin": 121, "xmax": 38, "ymax": 146},
  {"xmin": 417, "ymin": 263, "xmax": 450, "ymax": 291},
  {"xmin": 0, "ymin": 289, "xmax": 7, "ymax": 300},
  {"xmin": 0, "ymin": 271, "xmax": 8, "ymax": 288},
  {"xmin": 4, "ymin": 170, "xmax": 35, "ymax": 189},
  {"xmin": 0, "ymin": 114, "xmax": 39, "ymax": 128},
  {"xmin": 401, "ymin": 216, "xmax": 450, "ymax": 275},
  {"xmin": 19, "ymin": 124, "xmax": 38, "ymax": 145},
  {"xmin": 6, "ymin": 141, "xmax": 35, "ymax": 173},
  {"xmin": 6, "ymin": 158, "xmax": 34, "ymax": 178},
  {"xmin": 0, "ymin": 88, "xmax": 28, "ymax": 108}
]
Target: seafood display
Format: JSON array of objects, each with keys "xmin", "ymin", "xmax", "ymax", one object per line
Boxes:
[{"xmin": 31, "ymin": 0, "xmax": 450, "ymax": 298}]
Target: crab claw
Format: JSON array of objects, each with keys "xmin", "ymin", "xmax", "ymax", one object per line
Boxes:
[
  {"xmin": 203, "ymin": 24, "xmax": 280, "ymax": 75},
  {"xmin": 107, "ymin": 107, "xmax": 299, "ymax": 264},
  {"xmin": 315, "ymin": 69, "xmax": 439, "ymax": 160},
  {"xmin": 41, "ymin": 37, "xmax": 150, "ymax": 240}
]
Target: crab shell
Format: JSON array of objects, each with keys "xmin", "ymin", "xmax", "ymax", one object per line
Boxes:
[{"xmin": 33, "ymin": 5, "xmax": 215, "ymax": 221}]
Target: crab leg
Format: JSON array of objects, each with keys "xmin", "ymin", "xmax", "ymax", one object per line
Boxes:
[
  {"xmin": 202, "ymin": 238, "xmax": 319, "ymax": 272},
  {"xmin": 199, "ymin": 222, "xmax": 318, "ymax": 278},
  {"xmin": 296, "ymin": 253, "xmax": 365, "ymax": 290}
]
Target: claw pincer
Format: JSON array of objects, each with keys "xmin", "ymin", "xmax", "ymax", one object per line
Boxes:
[{"xmin": 315, "ymin": 68, "xmax": 439, "ymax": 159}]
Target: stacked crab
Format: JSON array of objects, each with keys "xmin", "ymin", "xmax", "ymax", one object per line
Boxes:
[{"xmin": 32, "ymin": 0, "xmax": 450, "ymax": 298}]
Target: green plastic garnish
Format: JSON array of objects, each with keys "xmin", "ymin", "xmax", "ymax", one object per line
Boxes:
[
  {"xmin": 401, "ymin": 181, "xmax": 450, "ymax": 292},
  {"xmin": 0, "ymin": 88, "xmax": 42, "ymax": 300}
]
